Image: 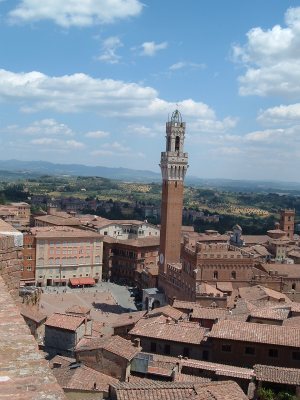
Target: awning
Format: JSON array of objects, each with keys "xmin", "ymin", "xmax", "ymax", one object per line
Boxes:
[{"xmin": 69, "ymin": 277, "xmax": 95, "ymax": 286}]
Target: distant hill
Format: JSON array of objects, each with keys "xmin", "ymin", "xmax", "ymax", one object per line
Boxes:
[
  {"xmin": 0, "ymin": 160, "xmax": 160, "ymax": 182},
  {"xmin": 0, "ymin": 159, "xmax": 299, "ymax": 193}
]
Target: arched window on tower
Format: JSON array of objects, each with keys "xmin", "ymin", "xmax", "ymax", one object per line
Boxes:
[
  {"xmin": 175, "ymin": 136, "xmax": 180, "ymax": 151},
  {"xmin": 292, "ymin": 283, "xmax": 296, "ymax": 290},
  {"xmin": 231, "ymin": 271, "xmax": 236, "ymax": 280},
  {"xmin": 167, "ymin": 136, "xmax": 171, "ymax": 151},
  {"xmin": 213, "ymin": 271, "xmax": 218, "ymax": 280}
]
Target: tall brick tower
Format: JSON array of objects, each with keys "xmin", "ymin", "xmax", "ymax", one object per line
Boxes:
[
  {"xmin": 280, "ymin": 209, "xmax": 295, "ymax": 239},
  {"xmin": 159, "ymin": 110, "xmax": 188, "ymax": 277}
]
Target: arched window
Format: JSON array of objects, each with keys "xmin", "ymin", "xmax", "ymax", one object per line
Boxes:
[
  {"xmin": 231, "ymin": 271, "xmax": 237, "ymax": 280},
  {"xmin": 213, "ymin": 271, "xmax": 218, "ymax": 280},
  {"xmin": 175, "ymin": 136, "xmax": 180, "ymax": 151},
  {"xmin": 292, "ymin": 283, "xmax": 296, "ymax": 290}
]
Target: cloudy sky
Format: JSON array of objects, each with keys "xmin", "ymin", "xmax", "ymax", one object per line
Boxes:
[{"xmin": 1, "ymin": 0, "xmax": 300, "ymax": 182}]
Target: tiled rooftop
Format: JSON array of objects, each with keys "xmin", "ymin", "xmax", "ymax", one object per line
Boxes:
[
  {"xmin": 31, "ymin": 225, "xmax": 101, "ymax": 238},
  {"xmin": 51, "ymin": 358, "xmax": 118, "ymax": 392},
  {"xmin": 111, "ymin": 380, "xmax": 247, "ymax": 400},
  {"xmin": 102, "ymin": 335, "xmax": 140, "ymax": 361},
  {"xmin": 140, "ymin": 352, "xmax": 254, "ymax": 380},
  {"xmin": 111, "ymin": 381, "xmax": 199, "ymax": 400},
  {"xmin": 209, "ymin": 320, "xmax": 300, "ymax": 348},
  {"xmin": 147, "ymin": 305, "xmax": 185, "ymax": 321},
  {"xmin": 193, "ymin": 380, "xmax": 248, "ymax": 400},
  {"xmin": 111, "ymin": 310, "xmax": 147, "ymax": 328},
  {"xmin": 254, "ymin": 364, "xmax": 300, "ymax": 385},
  {"xmin": 20, "ymin": 305, "xmax": 47, "ymax": 324},
  {"xmin": 191, "ymin": 306, "xmax": 229, "ymax": 321},
  {"xmin": 129, "ymin": 316, "xmax": 207, "ymax": 345},
  {"xmin": 45, "ymin": 312, "xmax": 86, "ymax": 331},
  {"xmin": 250, "ymin": 306, "xmax": 290, "ymax": 321},
  {"xmin": 65, "ymin": 304, "xmax": 91, "ymax": 315}
]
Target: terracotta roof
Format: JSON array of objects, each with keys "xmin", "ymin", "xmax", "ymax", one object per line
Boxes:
[
  {"xmin": 147, "ymin": 305, "xmax": 185, "ymax": 321},
  {"xmin": 102, "ymin": 335, "xmax": 140, "ymax": 361},
  {"xmin": 250, "ymin": 306, "xmax": 290, "ymax": 321},
  {"xmin": 209, "ymin": 320, "xmax": 300, "ymax": 348},
  {"xmin": 45, "ymin": 312, "xmax": 86, "ymax": 331},
  {"xmin": 31, "ymin": 225, "xmax": 101, "ymax": 239},
  {"xmin": 141, "ymin": 352, "xmax": 254, "ymax": 380},
  {"xmin": 20, "ymin": 306, "xmax": 47, "ymax": 324},
  {"xmin": 51, "ymin": 360, "xmax": 118, "ymax": 392},
  {"xmin": 75, "ymin": 336, "xmax": 107, "ymax": 351},
  {"xmin": 172, "ymin": 300, "xmax": 201, "ymax": 311},
  {"xmin": 283, "ymin": 316, "xmax": 300, "ymax": 327},
  {"xmin": 65, "ymin": 304, "xmax": 91, "ymax": 315},
  {"xmin": 129, "ymin": 316, "xmax": 207, "ymax": 345},
  {"xmin": 238, "ymin": 285, "xmax": 291, "ymax": 303},
  {"xmin": 254, "ymin": 364, "xmax": 300, "ymax": 385},
  {"xmin": 111, "ymin": 380, "xmax": 247, "ymax": 400},
  {"xmin": 261, "ymin": 263, "xmax": 300, "ymax": 279},
  {"xmin": 111, "ymin": 310, "xmax": 147, "ymax": 328},
  {"xmin": 216, "ymin": 282, "xmax": 233, "ymax": 292},
  {"xmin": 111, "ymin": 381, "xmax": 199, "ymax": 400},
  {"xmin": 242, "ymin": 235, "xmax": 269, "ymax": 245},
  {"xmin": 194, "ymin": 380, "xmax": 248, "ymax": 400},
  {"xmin": 196, "ymin": 282, "xmax": 223, "ymax": 296},
  {"xmin": 50, "ymin": 355, "xmax": 76, "ymax": 368},
  {"xmin": 191, "ymin": 307, "xmax": 229, "ymax": 321},
  {"xmin": 34, "ymin": 214, "xmax": 81, "ymax": 226}
]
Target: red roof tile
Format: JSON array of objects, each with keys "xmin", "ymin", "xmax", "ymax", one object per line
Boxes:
[
  {"xmin": 209, "ymin": 320, "xmax": 300, "ymax": 348},
  {"xmin": 129, "ymin": 316, "xmax": 207, "ymax": 345},
  {"xmin": 254, "ymin": 364, "xmax": 300, "ymax": 385},
  {"xmin": 45, "ymin": 313, "xmax": 86, "ymax": 331}
]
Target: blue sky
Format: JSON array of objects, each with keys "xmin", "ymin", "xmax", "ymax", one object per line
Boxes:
[{"xmin": 1, "ymin": 0, "xmax": 300, "ymax": 181}]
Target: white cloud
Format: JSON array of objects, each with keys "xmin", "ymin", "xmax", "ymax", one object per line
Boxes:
[
  {"xmin": 169, "ymin": 61, "xmax": 206, "ymax": 71},
  {"xmin": 233, "ymin": 7, "xmax": 300, "ymax": 97},
  {"xmin": 127, "ymin": 124, "xmax": 158, "ymax": 137},
  {"xmin": 244, "ymin": 126, "xmax": 300, "ymax": 144},
  {"xmin": 258, "ymin": 103, "xmax": 300, "ymax": 125},
  {"xmin": 91, "ymin": 141, "xmax": 145, "ymax": 158},
  {"xmin": 8, "ymin": 0, "xmax": 143, "ymax": 27},
  {"xmin": 85, "ymin": 130, "xmax": 110, "ymax": 138},
  {"xmin": 97, "ymin": 36, "xmax": 123, "ymax": 64},
  {"xmin": 30, "ymin": 137, "xmax": 85, "ymax": 149},
  {"xmin": 0, "ymin": 69, "xmax": 236, "ymax": 134},
  {"xmin": 140, "ymin": 41, "xmax": 168, "ymax": 56}
]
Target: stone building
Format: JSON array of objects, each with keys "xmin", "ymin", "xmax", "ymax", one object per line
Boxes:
[
  {"xmin": 44, "ymin": 312, "xmax": 92, "ymax": 357},
  {"xmin": 25, "ymin": 226, "xmax": 103, "ymax": 287},
  {"xmin": 75, "ymin": 335, "xmax": 141, "ymax": 381},
  {"xmin": 0, "ymin": 202, "xmax": 30, "ymax": 229},
  {"xmin": 104, "ymin": 236, "xmax": 159, "ymax": 286}
]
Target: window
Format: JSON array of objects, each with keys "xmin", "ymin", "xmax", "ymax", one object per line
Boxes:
[
  {"xmin": 27, "ymin": 267, "xmax": 32, "ymax": 271},
  {"xmin": 183, "ymin": 347, "xmax": 190, "ymax": 358},
  {"xmin": 164, "ymin": 344, "xmax": 171, "ymax": 355},
  {"xmin": 292, "ymin": 351, "xmax": 300, "ymax": 360},
  {"xmin": 221, "ymin": 345, "xmax": 231, "ymax": 352},
  {"xmin": 150, "ymin": 342, "xmax": 157, "ymax": 352},
  {"xmin": 269, "ymin": 349, "xmax": 278, "ymax": 358},
  {"xmin": 175, "ymin": 136, "xmax": 180, "ymax": 151},
  {"xmin": 245, "ymin": 346, "xmax": 255, "ymax": 355},
  {"xmin": 292, "ymin": 283, "xmax": 296, "ymax": 290},
  {"xmin": 231, "ymin": 271, "xmax": 236, "ymax": 280},
  {"xmin": 213, "ymin": 271, "xmax": 218, "ymax": 280}
]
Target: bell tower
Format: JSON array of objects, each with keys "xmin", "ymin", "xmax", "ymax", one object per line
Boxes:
[{"xmin": 159, "ymin": 110, "xmax": 189, "ymax": 276}]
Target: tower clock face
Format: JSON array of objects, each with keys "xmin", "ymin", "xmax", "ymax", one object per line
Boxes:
[{"xmin": 159, "ymin": 253, "xmax": 164, "ymax": 264}]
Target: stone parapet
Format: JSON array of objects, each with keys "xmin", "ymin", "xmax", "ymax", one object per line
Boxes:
[
  {"xmin": 0, "ymin": 234, "xmax": 22, "ymax": 299},
  {"xmin": 0, "ymin": 276, "xmax": 66, "ymax": 399}
]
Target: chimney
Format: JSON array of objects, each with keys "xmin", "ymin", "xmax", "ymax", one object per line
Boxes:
[{"xmin": 133, "ymin": 338, "xmax": 141, "ymax": 348}]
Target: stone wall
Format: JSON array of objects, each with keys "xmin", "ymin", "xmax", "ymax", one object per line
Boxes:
[
  {"xmin": 0, "ymin": 234, "xmax": 22, "ymax": 298},
  {"xmin": 0, "ymin": 276, "xmax": 66, "ymax": 399}
]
